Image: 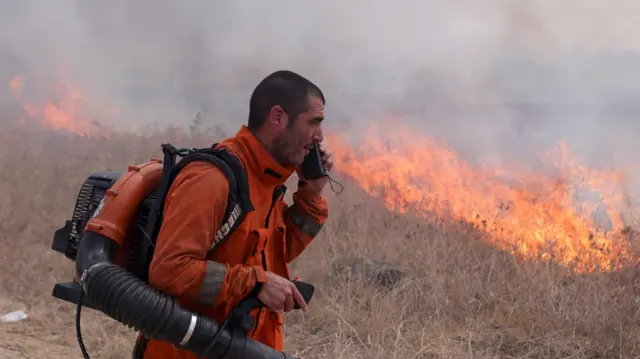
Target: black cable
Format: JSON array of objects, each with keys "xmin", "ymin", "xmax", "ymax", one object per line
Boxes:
[
  {"xmin": 76, "ymin": 291, "xmax": 91, "ymax": 359},
  {"xmin": 199, "ymin": 310, "xmax": 234, "ymax": 359}
]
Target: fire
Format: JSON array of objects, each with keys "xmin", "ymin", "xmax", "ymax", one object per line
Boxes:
[
  {"xmin": 8, "ymin": 75, "xmax": 23, "ymax": 94},
  {"xmin": 8, "ymin": 74, "xmax": 113, "ymax": 137},
  {"xmin": 8, "ymin": 68, "xmax": 637, "ymax": 273},
  {"xmin": 328, "ymin": 123, "xmax": 639, "ymax": 273}
]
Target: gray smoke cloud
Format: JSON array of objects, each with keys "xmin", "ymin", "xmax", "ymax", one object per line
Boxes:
[{"xmin": 2, "ymin": 0, "xmax": 640, "ymax": 191}]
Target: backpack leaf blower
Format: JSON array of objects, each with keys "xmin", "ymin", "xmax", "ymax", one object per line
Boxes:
[{"xmin": 50, "ymin": 143, "xmax": 314, "ymax": 359}]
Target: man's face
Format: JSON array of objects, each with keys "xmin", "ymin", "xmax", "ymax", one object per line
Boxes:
[{"xmin": 272, "ymin": 95, "xmax": 325, "ymax": 166}]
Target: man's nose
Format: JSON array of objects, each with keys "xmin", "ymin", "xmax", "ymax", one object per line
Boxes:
[{"xmin": 313, "ymin": 127, "xmax": 324, "ymax": 143}]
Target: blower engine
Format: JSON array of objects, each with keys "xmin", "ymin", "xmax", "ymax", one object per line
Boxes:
[{"xmin": 50, "ymin": 144, "xmax": 312, "ymax": 359}]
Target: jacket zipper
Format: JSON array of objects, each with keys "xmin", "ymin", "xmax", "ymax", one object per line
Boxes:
[
  {"xmin": 264, "ymin": 185, "xmax": 285, "ymax": 228},
  {"xmin": 252, "ymin": 185, "xmax": 285, "ymax": 337}
]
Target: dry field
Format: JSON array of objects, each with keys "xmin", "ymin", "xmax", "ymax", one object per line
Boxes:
[{"xmin": 2, "ymin": 119, "xmax": 640, "ymax": 359}]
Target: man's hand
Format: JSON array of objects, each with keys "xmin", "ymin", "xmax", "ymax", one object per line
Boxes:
[
  {"xmin": 257, "ymin": 271, "xmax": 309, "ymax": 313},
  {"xmin": 296, "ymin": 142, "xmax": 334, "ymax": 195}
]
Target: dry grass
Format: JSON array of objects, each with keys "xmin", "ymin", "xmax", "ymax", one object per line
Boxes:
[{"xmin": 1, "ymin": 120, "xmax": 640, "ymax": 359}]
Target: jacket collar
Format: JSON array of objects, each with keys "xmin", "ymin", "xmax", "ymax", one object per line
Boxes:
[{"xmin": 221, "ymin": 125, "xmax": 295, "ymax": 186}]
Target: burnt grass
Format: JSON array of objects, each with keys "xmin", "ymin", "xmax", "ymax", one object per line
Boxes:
[{"xmin": 1, "ymin": 120, "xmax": 640, "ymax": 358}]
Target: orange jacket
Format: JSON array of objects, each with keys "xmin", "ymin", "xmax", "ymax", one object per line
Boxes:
[{"xmin": 141, "ymin": 125, "xmax": 329, "ymax": 358}]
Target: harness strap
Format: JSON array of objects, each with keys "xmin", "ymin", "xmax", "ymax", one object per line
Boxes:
[
  {"xmin": 168, "ymin": 146, "xmax": 254, "ymax": 254},
  {"xmin": 132, "ymin": 143, "xmax": 255, "ymax": 358}
]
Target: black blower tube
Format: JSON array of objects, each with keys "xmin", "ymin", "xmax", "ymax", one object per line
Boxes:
[{"xmin": 75, "ymin": 231, "xmax": 296, "ymax": 359}]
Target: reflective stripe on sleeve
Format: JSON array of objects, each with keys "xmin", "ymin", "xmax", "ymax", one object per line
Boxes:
[
  {"xmin": 285, "ymin": 204, "xmax": 323, "ymax": 238},
  {"xmin": 195, "ymin": 261, "xmax": 227, "ymax": 306}
]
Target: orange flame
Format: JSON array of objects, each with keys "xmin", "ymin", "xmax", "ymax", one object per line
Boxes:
[
  {"xmin": 8, "ymin": 74, "xmax": 114, "ymax": 137},
  {"xmin": 328, "ymin": 123, "xmax": 638, "ymax": 273},
  {"xmin": 8, "ymin": 75, "xmax": 23, "ymax": 94}
]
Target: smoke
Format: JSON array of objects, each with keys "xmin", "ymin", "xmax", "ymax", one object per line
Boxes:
[{"xmin": 2, "ymin": 0, "xmax": 640, "ymax": 176}]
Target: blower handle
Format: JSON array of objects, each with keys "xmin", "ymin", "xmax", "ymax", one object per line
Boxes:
[
  {"xmin": 235, "ymin": 280, "xmax": 315, "ymax": 316},
  {"xmin": 199, "ymin": 280, "xmax": 315, "ymax": 358}
]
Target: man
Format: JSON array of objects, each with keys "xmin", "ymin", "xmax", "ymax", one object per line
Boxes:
[{"xmin": 140, "ymin": 70, "xmax": 331, "ymax": 358}]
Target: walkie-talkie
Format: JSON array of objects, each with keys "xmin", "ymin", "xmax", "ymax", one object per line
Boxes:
[{"xmin": 301, "ymin": 143, "xmax": 328, "ymax": 180}]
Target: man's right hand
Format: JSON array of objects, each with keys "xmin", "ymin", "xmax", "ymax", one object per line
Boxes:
[{"xmin": 257, "ymin": 271, "xmax": 309, "ymax": 313}]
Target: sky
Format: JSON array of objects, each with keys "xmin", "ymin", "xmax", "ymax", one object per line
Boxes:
[{"xmin": 2, "ymin": 0, "xmax": 640, "ymax": 173}]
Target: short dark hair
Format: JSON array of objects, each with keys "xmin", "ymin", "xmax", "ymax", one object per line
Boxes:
[{"xmin": 247, "ymin": 70, "xmax": 325, "ymax": 131}]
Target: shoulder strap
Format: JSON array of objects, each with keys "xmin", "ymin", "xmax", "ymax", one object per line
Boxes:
[
  {"xmin": 172, "ymin": 145, "xmax": 254, "ymax": 253},
  {"xmin": 145, "ymin": 143, "xmax": 254, "ymax": 261}
]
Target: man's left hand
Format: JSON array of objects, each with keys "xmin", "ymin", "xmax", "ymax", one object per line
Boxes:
[{"xmin": 296, "ymin": 143, "xmax": 333, "ymax": 195}]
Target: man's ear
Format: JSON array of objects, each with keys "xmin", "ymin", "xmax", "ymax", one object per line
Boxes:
[{"xmin": 268, "ymin": 105, "xmax": 288, "ymax": 128}]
